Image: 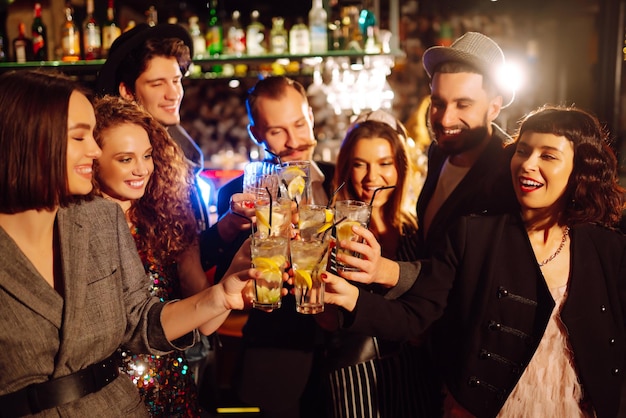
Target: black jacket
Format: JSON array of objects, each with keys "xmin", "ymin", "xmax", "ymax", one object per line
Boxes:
[{"xmin": 347, "ymin": 213, "xmax": 626, "ymax": 418}]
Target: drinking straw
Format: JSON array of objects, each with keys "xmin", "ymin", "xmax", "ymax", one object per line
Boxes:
[
  {"xmin": 327, "ymin": 181, "xmax": 346, "ymax": 208},
  {"xmin": 265, "ymin": 186, "xmax": 273, "ymax": 228},
  {"xmin": 366, "ymin": 185, "xmax": 396, "ymax": 229},
  {"xmin": 264, "ymin": 149, "xmax": 282, "ymax": 166},
  {"xmin": 368, "ymin": 185, "xmax": 397, "ymax": 207}
]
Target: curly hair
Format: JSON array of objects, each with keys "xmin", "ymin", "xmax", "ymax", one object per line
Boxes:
[
  {"xmin": 333, "ymin": 116, "xmax": 417, "ymax": 234},
  {"xmin": 92, "ymin": 95, "xmax": 197, "ymax": 264},
  {"xmin": 515, "ymin": 105, "xmax": 625, "ymax": 227}
]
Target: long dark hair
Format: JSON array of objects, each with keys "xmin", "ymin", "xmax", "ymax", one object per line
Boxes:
[{"xmin": 515, "ymin": 105, "xmax": 625, "ymax": 227}]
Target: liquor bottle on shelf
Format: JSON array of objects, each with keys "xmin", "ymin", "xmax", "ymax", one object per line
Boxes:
[
  {"xmin": 83, "ymin": 0, "xmax": 101, "ymax": 60},
  {"xmin": 205, "ymin": 0, "xmax": 222, "ymax": 56},
  {"xmin": 309, "ymin": 0, "xmax": 328, "ymax": 53},
  {"xmin": 270, "ymin": 17, "xmax": 288, "ymax": 55},
  {"xmin": 189, "ymin": 16, "xmax": 206, "ymax": 59},
  {"xmin": 102, "ymin": 0, "xmax": 121, "ymax": 57},
  {"xmin": 246, "ymin": 10, "xmax": 266, "ymax": 56},
  {"xmin": 226, "ymin": 10, "xmax": 245, "ymax": 56},
  {"xmin": 289, "ymin": 18, "xmax": 310, "ymax": 55},
  {"xmin": 31, "ymin": 3, "xmax": 48, "ymax": 61},
  {"xmin": 146, "ymin": 6, "xmax": 158, "ymax": 27},
  {"xmin": 13, "ymin": 22, "xmax": 33, "ymax": 63},
  {"xmin": 60, "ymin": 2, "xmax": 81, "ymax": 61}
]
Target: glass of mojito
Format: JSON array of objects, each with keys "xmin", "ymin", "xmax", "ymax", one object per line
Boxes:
[
  {"xmin": 334, "ymin": 200, "xmax": 371, "ymax": 272},
  {"xmin": 254, "ymin": 197, "xmax": 291, "ymax": 239},
  {"xmin": 297, "ymin": 204, "xmax": 334, "ymax": 241},
  {"xmin": 250, "ymin": 235, "xmax": 288, "ymax": 311},
  {"xmin": 291, "ymin": 236, "xmax": 330, "ymax": 314},
  {"xmin": 277, "ymin": 161, "xmax": 311, "ymax": 206}
]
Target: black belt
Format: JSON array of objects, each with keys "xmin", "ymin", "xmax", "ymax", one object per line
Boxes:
[{"xmin": 0, "ymin": 351, "xmax": 121, "ymax": 418}]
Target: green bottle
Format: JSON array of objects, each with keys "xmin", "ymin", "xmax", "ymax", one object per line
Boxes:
[{"xmin": 206, "ymin": 0, "xmax": 222, "ymax": 56}]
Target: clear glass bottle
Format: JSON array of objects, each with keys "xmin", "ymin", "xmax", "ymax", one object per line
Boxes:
[
  {"xmin": 31, "ymin": 3, "xmax": 47, "ymax": 61},
  {"xmin": 226, "ymin": 10, "xmax": 245, "ymax": 56},
  {"xmin": 246, "ymin": 10, "xmax": 266, "ymax": 56},
  {"xmin": 189, "ymin": 16, "xmax": 206, "ymax": 59},
  {"xmin": 60, "ymin": 2, "xmax": 80, "ymax": 62},
  {"xmin": 82, "ymin": 0, "xmax": 101, "ymax": 60},
  {"xmin": 309, "ymin": 0, "xmax": 328, "ymax": 53},
  {"xmin": 205, "ymin": 0, "xmax": 222, "ymax": 56},
  {"xmin": 270, "ymin": 17, "xmax": 288, "ymax": 55},
  {"xmin": 102, "ymin": 0, "xmax": 121, "ymax": 57},
  {"xmin": 289, "ymin": 18, "xmax": 310, "ymax": 55}
]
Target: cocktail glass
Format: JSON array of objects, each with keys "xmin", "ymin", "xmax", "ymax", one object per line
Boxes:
[
  {"xmin": 334, "ymin": 200, "xmax": 372, "ymax": 272},
  {"xmin": 277, "ymin": 161, "xmax": 311, "ymax": 206},
  {"xmin": 291, "ymin": 236, "xmax": 330, "ymax": 314},
  {"xmin": 250, "ymin": 235, "xmax": 288, "ymax": 311},
  {"xmin": 254, "ymin": 197, "xmax": 291, "ymax": 239},
  {"xmin": 243, "ymin": 161, "xmax": 279, "ymax": 203},
  {"xmin": 297, "ymin": 204, "xmax": 334, "ymax": 241}
]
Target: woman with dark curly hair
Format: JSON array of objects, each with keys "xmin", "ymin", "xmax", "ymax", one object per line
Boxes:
[
  {"xmin": 93, "ymin": 95, "xmax": 206, "ymax": 416},
  {"xmin": 322, "ymin": 105, "xmax": 626, "ymax": 418}
]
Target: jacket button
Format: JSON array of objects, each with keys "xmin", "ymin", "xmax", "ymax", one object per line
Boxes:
[
  {"xmin": 488, "ymin": 321, "xmax": 501, "ymax": 331},
  {"xmin": 609, "ymin": 338, "xmax": 616, "ymax": 345},
  {"xmin": 601, "ymin": 305, "xmax": 607, "ymax": 312},
  {"xmin": 479, "ymin": 349, "xmax": 491, "ymax": 360},
  {"xmin": 612, "ymin": 368, "xmax": 620, "ymax": 376},
  {"xmin": 497, "ymin": 287, "xmax": 508, "ymax": 298},
  {"xmin": 468, "ymin": 376, "xmax": 480, "ymax": 387}
]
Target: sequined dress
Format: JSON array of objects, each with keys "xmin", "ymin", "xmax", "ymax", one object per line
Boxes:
[{"xmin": 119, "ymin": 228, "xmax": 202, "ymax": 417}]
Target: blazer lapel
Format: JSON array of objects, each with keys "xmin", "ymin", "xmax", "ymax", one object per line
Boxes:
[
  {"xmin": 55, "ymin": 206, "xmax": 90, "ymax": 363},
  {"xmin": 0, "ymin": 226, "xmax": 63, "ymax": 327}
]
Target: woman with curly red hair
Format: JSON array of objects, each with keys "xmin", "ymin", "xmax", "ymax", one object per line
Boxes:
[{"xmin": 93, "ymin": 95, "xmax": 206, "ymax": 416}]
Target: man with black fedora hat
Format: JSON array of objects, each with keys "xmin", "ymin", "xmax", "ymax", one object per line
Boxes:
[{"xmin": 96, "ymin": 23, "xmax": 253, "ymax": 269}]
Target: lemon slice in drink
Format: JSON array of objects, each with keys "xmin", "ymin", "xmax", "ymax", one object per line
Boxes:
[
  {"xmin": 316, "ymin": 209, "xmax": 334, "ymax": 233},
  {"xmin": 255, "ymin": 209, "xmax": 271, "ymax": 230},
  {"xmin": 294, "ymin": 269, "xmax": 313, "ymax": 289},
  {"xmin": 253, "ymin": 257, "xmax": 281, "ymax": 272},
  {"xmin": 283, "ymin": 166, "xmax": 307, "ymax": 177},
  {"xmin": 256, "ymin": 286, "xmax": 281, "ymax": 303},
  {"xmin": 287, "ymin": 176, "xmax": 306, "ymax": 199},
  {"xmin": 336, "ymin": 221, "xmax": 362, "ymax": 242},
  {"xmin": 324, "ymin": 209, "xmax": 334, "ymax": 223}
]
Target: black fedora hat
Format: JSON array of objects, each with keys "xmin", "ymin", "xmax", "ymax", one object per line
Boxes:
[
  {"xmin": 422, "ymin": 32, "xmax": 515, "ymax": 108},
  {"xmin": 96, "ymin": 23, "xmax": 193, "ymax": 97}
]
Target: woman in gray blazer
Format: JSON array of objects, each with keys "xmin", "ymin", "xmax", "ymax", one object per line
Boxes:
[
  {"xmin": 322, "ymin": 105, "xmax": 626, "ymax": 418},
  {"xmin": 0, "ymin": 70, "xmax": 261, "ymax": 416}
]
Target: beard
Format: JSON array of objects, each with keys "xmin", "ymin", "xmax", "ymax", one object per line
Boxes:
[{"xmin": 430, "ymin": 115, "xmax": 491, "ymax": 157}]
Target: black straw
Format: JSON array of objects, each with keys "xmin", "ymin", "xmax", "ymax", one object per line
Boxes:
[{"xmin": 327, "ymin": 181, "xmax": 346, "ymax": 208}]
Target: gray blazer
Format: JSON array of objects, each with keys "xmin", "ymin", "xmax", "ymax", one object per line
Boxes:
[{"xmin": 0, "ymin": 198, "xmax": 195, "ymax": 417}]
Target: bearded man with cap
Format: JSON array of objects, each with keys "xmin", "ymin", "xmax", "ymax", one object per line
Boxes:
[{"xmin": 417, "ymin": 31, "xmax": 517, "ymax": 258}]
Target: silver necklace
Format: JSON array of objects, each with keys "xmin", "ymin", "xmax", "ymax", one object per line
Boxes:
[{"xmin": 538, "ymin": 226, "xmax": 570, "ymax": 267}]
